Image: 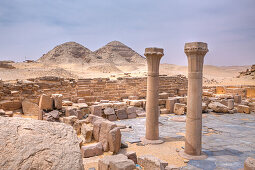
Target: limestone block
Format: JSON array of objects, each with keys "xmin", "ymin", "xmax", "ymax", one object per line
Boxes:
[
  {"xmin": 129, "ymin": 100, "xmax": 142, "ymax": 107},
  {"xmin": 0, "ymin": 100, "xmax": 22, "ymax": 111},
  {"xmin": 138, "ymin": 155, "xmax": 168, "ymax": 170},
  {"xmin": 77, "ymin": 98, "xmax": 86, "ymax": 103},
  {"xmin": 125, "ymin": 151, "xmax": 137, "ymax": 164},
  {"xmin": 0, "ymin": 117, "xmax": 83, "ymax": 170},
  {"xmin": 107, "ymin": 114, "xmax": 118, "ymax": 121},
  {"xmin": 81, "ymin": 123, "xmax": 93, "ymax": 143},
  {"xmin": 173, "ymin": 103, "xmax": 186, "ymax": 115},
  {"xmin": 234, "ymin": 95, "xmax": 242, "ymax": 103},
  {"xmin": 126, "ymin": 106, "xmax": 137, "ymax": 119},
  {"xmin": 228, "ymin": 99, "xmax": 234, "ymax": 109},
  {"xmin": 98, "ymin": 154, "xmax": 128, "ymax": 170},
  {"xmin": 166, "ymin": 99, "xmax": 176, "ymax": 113},
  {"xmin": 100, "ymin": 103, "xmax": 114, "ymax": 109},
  {"xmin": 116, "ymin": 109, "xmax": 128, "ymax": 120},
  {"xmin": 160, "ymin": 108, "xmax": 170, "ymax": 114},
  {"xmin": 65, "ymin": 107, "xmax": 78, "ymax": 117},
  {"xmin": 113, "ymin": 102, "xmax": 127, "ymax": 110},
  {"xmin": 81, "ymin": 142, "xmax": 103, "ymax": 158},
  {"xmin": 63, "ymin": 116, "xmax": 78, "ymax": 126},
  {"xmin": 107, "ymin": 127, "xmax": 121, "ymax": 153},
  {"xmin": 208, "ymin": 102, "xmax": 229, "ymax": 113},
  {"xmin": 90, "ymin": 105, "xmax": 102, "ymax": 117},
  {"xmin": 128, "ymin": 96, "xmax": 139, "ymax": 100},
  {"xmin": 99, "ymin": 120, "xmax": 117, "ymax": 151},
  {"xmin": 77, "ymin": 90, "xmax": 91, "ymax": 97},
  {"xmin": 87, "ymin": 114, "xmax": 104, "ymax": 124},
  {"xmin": 62, "ymin": 100, "xmax": 73, "ymax": 106},
  {"xmin": 39, "ymin": 94, "xmax": 53, "ymax": 111},
  {"xmin": 73, "ymin": 120, "xmax": 82, "ymax": 135},
  {"xmin": 159, "ymin": 92, "xmax": 170, "ymax": 99},
  {"xmin": 237, "ymin": 105, "xmax": 250, "ymax": 114},
  {"xmin": 93, "ymin": 119, "xmax": 104, "ymax": 141},
  {"xmin": 244, "ymin": 157, "xmax": 255, "ymax": 170},
  {"xmin": 158, "ymin": 99, "xmax": 166, "ymax": 105},
  {"xmin": 22, "ymin": 100, "xmax": 41, "ymax": 116},
  {"xmin": 136, "ymin": 108, "xmax": 146, "ymax": 117},
  {"xmin": 109, "ymin": 159, "xmax": 136, "ymax": 170},
  {"xmin": 104, "ymin": 108, "xmax": 115, "ymax": 116},
  {"xmin": 52, "ymin": 94, "xmax": 63, "ymax": 110}
]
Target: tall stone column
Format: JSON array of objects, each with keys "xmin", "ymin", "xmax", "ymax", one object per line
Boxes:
[
  {"xmin": 144, "ymin": 47, "xmax": 164, "ymax": 142},
  {"xmin": 183, "ymin": 42, "xmax": 208, "ymax": 157}
]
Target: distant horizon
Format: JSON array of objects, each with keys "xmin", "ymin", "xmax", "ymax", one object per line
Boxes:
[{"xmin": 0, "ymin": 0, "xmax": 254, "ymax": 66}]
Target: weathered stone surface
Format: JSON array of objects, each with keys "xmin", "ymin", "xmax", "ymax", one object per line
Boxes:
[
  {"xmin": 136, "ymin": 108, "xmax": 146, "ymax": 117},
  {"xmin": 90, "ymin": 105, "xmax": 102, "ymax": 117},
  {"xmin": 116, "ymin": 109, "xmax": 128, "ymax": 120},
  {"xmin": 87, "ymin": 114, "xmax": 104, "ymax": 124},
  {"xmin": 52, "ymin": 94, "xmax": 63, "ymax": 110},
  {"xmin": 81, "ymin": 142, "xmax": 103, "ymax": 158},
  {"xmin": 125, "ymin": 151, "xmax": 137, "ymax": 164},
  {"xmin": 160, "ymin": 108, "xmax": 170, "ymax": 114},
  {"xmin": 107, "ymin": 114, "xmax": 118, "ymax": 121},
  {"xmin": 208, "ymin": 102, "xmax": 229, "ymax": 113},
  {"xmin": 129, "ymin": 100, "xmax": 142, "ymax": 107},
  {"xmin": 65, "ymin": 107, "xmax": 78, "ymax": 117},
  {"xmin": 107, "ymin": 127, "xmax": 121, "ymax": 153},
  {"xmin": 113, "ymin": 102, "xmax": 127, "ymax": 110},
  {"xmin": 0, "ymin": 100, "xmax": 22, "ymax": 111},
  {"xmin": 138, "ymin": 155, "xmax": 168, "ymax": 170},
  {"xmin": 127, "ymin": 106, "xmax": 137, "ymax": 119},
  {"xmin": 0, "ymin": 117, "xmax": 84, "ymax": 170},
  {"xmin": 244, "ymin": 157, "xmax": 255, "ymax": 170},
  {"xmin": 99, "ymin": 121, "xmax": 117, "ymax": 151},
  {"xmin": 98, "ymin": 154, "xmax": 128, "ymax": 170},
  {"xmin": 234, "ymin": 95, "xmax": 242, "ymax": 103},
  {"xmin": 104, "ymin": 107, "xmax": 115, "ymax": 115},
  {"xmin": 77, "ymin": 98, "xmax": 86, "ymax": 103},
  {"xmin": 173, "ymin": 103, "xmax": 186, "ymax": 115},
  {"xmin": 22, "ymin": 100, "xmax": 41, "ymax": 116},
  {"xmin": 128, "ymin": 96, "xmax": 139, "ymax": 100},
  {"xmin": 109, "ymin": 159, "xmax": 136, "ymax": 170},
  {"xmin": 63, "ymin": 100, "xmax": 73, "ymax": 106},
  {"xmin": 81, "ymin": 123, "xmax": 93, "ymax": 143},
  {"xmin": 63, "ymin": 116, "xmax": 78, "ymax": 126},
  {"xmin": 237, "ymin": 105, "xmax": 250, "ymax": 114},
  {"xmin": 93, "ymin": 119, "xmax": 104, "ymax": 141},
  {"xmin": 39, "ymin": 94, "xmax": 53, "ymax": 111}
]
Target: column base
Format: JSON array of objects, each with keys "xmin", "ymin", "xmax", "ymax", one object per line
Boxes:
[
  {"xmin": 179, "ymin": 150, "xmax": 208, "ymax": 160},
  {"xmin": 140, "ymin": 137, "xmax": 164, "ymax": 145}
]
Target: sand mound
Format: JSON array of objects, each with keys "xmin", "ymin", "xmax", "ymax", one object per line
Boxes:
[{"xmin": 87, "ymin": 64, "xmax": 122, "ymax": 73}]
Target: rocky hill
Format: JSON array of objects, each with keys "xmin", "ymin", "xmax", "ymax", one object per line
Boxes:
[
  {"xmin": 238, "ymin": 64, "xmax": 255, "ymax": 79},
  {"xmin": 37, "ymin": 42, "xmax": 100, "ymax": 64},
  {"xmin": 37, "ymin": 41, "xmax": 146, "ymax": 65},
  {"xmin": 94, "ymin": 41, "xmax": 146, "ymax": 65}
]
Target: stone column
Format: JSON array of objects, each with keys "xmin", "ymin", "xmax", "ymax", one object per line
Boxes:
[
  {"xmin": 184, "ymin": 42, "xmax": 208, "ymax": 156},
  {"xmin": 144, "ymin": 48, "xmax": 164, "ymax": 141},
  {"xmin": 228, "ymin": 99, "xmax": 234, "ymax": 110}
]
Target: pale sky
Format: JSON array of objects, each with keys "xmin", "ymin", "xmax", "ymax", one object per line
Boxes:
[{"xmin": 0, "ymin": 0, "xmax": 254, "ymax": 66}]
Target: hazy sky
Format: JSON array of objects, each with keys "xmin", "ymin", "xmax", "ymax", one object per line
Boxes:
[{"xmin": 0, "ymin": 0, "xmax": 254, "ymax": 66}]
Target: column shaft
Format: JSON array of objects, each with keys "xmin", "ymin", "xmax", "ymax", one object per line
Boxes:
[{"xmin": 184, "ymin": 42, "xmax": 208, "ymax": 156}]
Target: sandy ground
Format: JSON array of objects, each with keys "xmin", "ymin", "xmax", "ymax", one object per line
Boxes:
[{"xmin": 0, "ymin": 62, "xmax": 254, "ymax": 86}]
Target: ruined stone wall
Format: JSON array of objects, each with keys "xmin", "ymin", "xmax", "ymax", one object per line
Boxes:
[{"xmin": 0, "ymin": 75, "xmax": 188, "ymax": 110}]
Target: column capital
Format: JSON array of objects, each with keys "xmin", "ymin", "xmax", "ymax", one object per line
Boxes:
[
  {"xmin": 184, "ymin": 42, "xmax": 208, "ymax": 56},
  {"xmin": 144, "ymin": 47, "xmax": 164, "ymax": 58}
]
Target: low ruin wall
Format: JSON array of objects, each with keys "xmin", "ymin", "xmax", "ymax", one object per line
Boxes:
[{"xmin": 0, "ymin": 75, "xmax": 188, "ymax": 110}]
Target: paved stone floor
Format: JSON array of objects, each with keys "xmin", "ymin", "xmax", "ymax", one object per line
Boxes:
[{"xmin": 115, "ymin": 113, "xmax": 255, "ymax": 170}]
